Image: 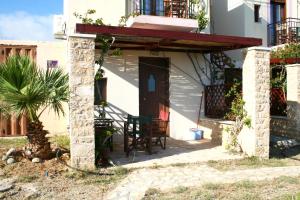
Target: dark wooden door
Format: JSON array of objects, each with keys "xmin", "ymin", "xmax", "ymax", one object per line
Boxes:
[{"xmin": 139, "ymin": 57, "xmax": 169, "ymax": 119}]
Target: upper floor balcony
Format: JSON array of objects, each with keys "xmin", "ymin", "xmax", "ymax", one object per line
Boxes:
[
  {"xmin": 127, "ymin": 0, "xmax": 201, "ymax": 32},
  {"xmin": 135, "ymin": 0, "xmax": 196, "ymax": 19},
  {"xmin": 268, "ymin": 18, "xmax": 300, "ymax": 46}
]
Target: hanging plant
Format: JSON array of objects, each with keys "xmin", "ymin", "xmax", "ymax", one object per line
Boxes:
[{"xmin": 196, "ymin": 9, "xmax": 209, "ymax": 31}]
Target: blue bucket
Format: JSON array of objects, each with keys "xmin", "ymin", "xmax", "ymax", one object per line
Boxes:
[{"xmin": 190, "ymin": 128, "xmax": 203, "ymax": 140}]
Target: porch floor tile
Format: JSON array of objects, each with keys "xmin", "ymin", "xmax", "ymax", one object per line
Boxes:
[{"xmin": 110, "ymin": 138, "xmax": 242, "ymax": 168}]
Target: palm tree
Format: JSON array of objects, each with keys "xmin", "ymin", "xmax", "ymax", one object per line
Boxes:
[{"xmin": 0, "ymin": 56, "xmax": 69, "ymax": 159}]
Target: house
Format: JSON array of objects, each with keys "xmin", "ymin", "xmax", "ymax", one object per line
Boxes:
[
  {"xmin": 211, "ymin": 0, "xmax": 300, "ymax": 65},
  {"xmin": 0, "ymin": 40, "xmax": 68, "ymax": 136},
  {"xmin": 55, "ymin": 0, "xmax": 259, "ymax": 140},
  {"xmin": 53, "ymin": 0, "xmax": 279, "ymax": 169}
]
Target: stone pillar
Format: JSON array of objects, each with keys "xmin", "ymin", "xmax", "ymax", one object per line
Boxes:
[
  {"xmin": 68, "ymin": 34, "xmax": 96, "ymax": 169},
  {"xmin": 239, "ymin": 47, "xmax": 271, "ymax": 158},
  {"xmin": 286, "ymin": 64, "xmax": 300, "ymax": 139}
]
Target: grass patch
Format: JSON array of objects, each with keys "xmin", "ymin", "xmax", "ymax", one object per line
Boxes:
[
  {"xmin": 49, "ymin": 135, "xmax": 70, "ymax": 149},
  {"xmin": 207, "ymin": 156, "xmax": 300, "ymax": 171},
  {"xmin": 0, "ymin": 138, "xmax": 28, "ymax": 149},
  {"xmin": 143, "ymin": 176, "xmax": 300, "ymax": 200},
  {"xmin": 112, "ymin": 166, "xmax": 129, "ymax": 176},
  {"xmin": 144, "ymin": 188, "xmax": 161, "ymax": 197},
  {"xmin": 174, "ymin": 186, "xmax": 188, "ymax": 194},
  {"xmin": 17, "ymin": 175, "xmax": 39, "ymax": 183}
]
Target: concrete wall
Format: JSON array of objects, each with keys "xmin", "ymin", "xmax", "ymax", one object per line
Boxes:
[
  {"xmin": 198, "ymin": 118, "xmax": 234, "ymax": 145},
  {"xmin": 0, "ymin": 40, "xmax": 69, "ymax": 135},
  {"xmin": 102, "ymin": 51, "xmax": 208, "ymax": 141}
]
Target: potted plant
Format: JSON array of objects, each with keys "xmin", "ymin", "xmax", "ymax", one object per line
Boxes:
[{"xmin": 95, "ymin": 124, "xmax": 117, "ymax": 166}]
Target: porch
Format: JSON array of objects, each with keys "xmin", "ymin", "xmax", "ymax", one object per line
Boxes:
[
  {"xmin": 68, "ymin": 24, "xmax": 272, "ymax": 170},
  {"xmin": 110, "ymin": 138, "xmax": 242, "ymax": 168}
]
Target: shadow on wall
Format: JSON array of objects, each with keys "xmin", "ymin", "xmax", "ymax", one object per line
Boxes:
[
  {"xmin": 102, "ymin": 51, "xmax": 207, "ymax": 139},
  {"xmin": 211, "ymin": 0, "xmax": 268, "ymax": 66},
  {"xmin": 94, "ymin": 102, "xmax": 128, "ymax": 143},
  {"xmin": 168, "ymin": 57, "xmax": 206, "ymax": 121},
  {"xmin": 212, "ymin": 0, "xmax": 268, "ymax": 39}
]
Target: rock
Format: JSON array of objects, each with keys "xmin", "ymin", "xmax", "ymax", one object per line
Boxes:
[
  {"xmin": 61, "ymin": 153, "xmax": 70, "ymax": 160},
  {"xmin": 0, "ymin": 169, "xmax": 4, "ymax": 177},
  {"xmin": 1, "ymin": 155, "xmax": 8, "ymax": 161},
  {"xmin": 6, "ymin": 158, "xmax": 15, "ymax": 165},
  {"xmin": 32, "ymin": 158, "xmax": 41, "ymax": 163},
  {"xmin": 25, "ymin": 150, "xmax": 32, "ymax": 157},
  {"xmin": 22, "ymin": 184, "xmax": 39, "ymax": 200},
  {"xmin": 6, "ymin": 148, "xmax": 16, "ymax": 157},
  {"xmin": 0, "ymin": 179, "xmax": 14, "ymax": 192}
]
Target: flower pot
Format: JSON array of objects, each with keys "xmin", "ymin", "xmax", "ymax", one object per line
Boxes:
[{"xmin": 94, "ymin": 78, "xmax": 107, "ymax": 105}]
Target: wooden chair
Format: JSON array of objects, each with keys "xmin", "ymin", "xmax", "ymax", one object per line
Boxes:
[
  {"xmin": 152, "ymin": 111, "xmax": 169, "ymax": 150},
  {"xmin": 170, "ymin": 0, "xmax": 188, "ymax": 18},
  {"xmin": 124, "ymin": 114, "xmax": 153, "ymax": 157}
]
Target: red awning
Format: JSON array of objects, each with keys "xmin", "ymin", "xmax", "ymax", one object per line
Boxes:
[{"xmin": 76, "ymin": 24, "xmax": 262, "ymax": 53}]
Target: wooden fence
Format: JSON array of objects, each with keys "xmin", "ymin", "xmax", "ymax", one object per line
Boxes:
[
  {"xmin": 0, "ymin": 45, "xmax": 36, "ymax": 137},
  {"xmin": 0, "ymin": 115, "xmax": 27, "ymax": 137},
  {"xmin": 204, "ymin": 84, "xmax": 231, "ymax": 118},
  {"xmin": 270, "ymin": 88, "xmax": 287, "ymax": 116}
]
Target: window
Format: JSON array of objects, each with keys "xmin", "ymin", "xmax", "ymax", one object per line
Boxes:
[
  {"xmin": 141, "ymin": 0, "xmax": 165, "ymax": 16},
  {"xmin": 254, "ymin": 4, "xmax": 261, "ymax": 23},
  {"xmin": 148, "ymin": 74, "xmax": 156, "ymax": 92},
  {"xmin": 270, "ymin": 0, "xmax": 286, "ymax": 23}
]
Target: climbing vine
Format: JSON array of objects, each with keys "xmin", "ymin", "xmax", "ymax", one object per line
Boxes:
[
  {"xmin": 224, "ymin": 81, "xmax": 251, "ymax": 152},
  {"xmin": 74, "ymin": 9, "xmax": 122, "ymax": 80}
]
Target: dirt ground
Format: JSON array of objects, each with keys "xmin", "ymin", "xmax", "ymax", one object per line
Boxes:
[
  {"xmin": 143, "ymin": 176, "xmax": 300, "ymax": 200},
  {"xmin": 0, "ymin": 144, "xmax": 127, "ymax": 200}
]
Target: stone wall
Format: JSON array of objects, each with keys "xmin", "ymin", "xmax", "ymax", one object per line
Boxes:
[
  {"xmin": 270, "ymin": 116, "xmax": 300, "ymax": 140},
  {"xmin": 270, "ymin": 116, "xmax": 289, "ymax": 135},
  {"xmin": 68, "ymin": 35, "xmax": 96, "ymax": 169},
  {"xmin": 286, "ymin": 64, "xmax": 300, "ymax": 140},
  {"xmin": 239, "ymin": 47, "xmax": 270, "ymax": 158}
]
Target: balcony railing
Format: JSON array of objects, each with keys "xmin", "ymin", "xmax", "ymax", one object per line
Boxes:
[
  {"xmin": 268, "ymin": 18, "xmax": 300, "ymax": 46},
  {"xmin": 135, "ymin": 0, "xmax": 196, "ymax": 19}
]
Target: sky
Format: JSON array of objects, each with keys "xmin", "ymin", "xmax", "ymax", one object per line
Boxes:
[{"xmin": 0, "ymin": 0, "xmax": 63, "ymax": 41}]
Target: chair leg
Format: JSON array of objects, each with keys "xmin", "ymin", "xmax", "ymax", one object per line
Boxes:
[
  {"xmin": 124, "ymin": 133, "xmax": 128, "ymax": 153},
  {"xmin": 126, "ymin": 148, "xmax": 130, "ymax": 157},
  {"xmin": 163, "ymin": 136, "xmax": 166, "ymax": 150},
  {"xmin": 110, "ymin": 136, "xmax": 113, "ymax": 152},
  {"xmin": 148, "ymin": 138, "xmax": 152, "ymax": 155}
]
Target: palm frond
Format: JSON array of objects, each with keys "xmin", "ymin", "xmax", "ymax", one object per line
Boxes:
[{"xmin": 0, "ymin": 56, "xmax": 69, "ymax": 122}]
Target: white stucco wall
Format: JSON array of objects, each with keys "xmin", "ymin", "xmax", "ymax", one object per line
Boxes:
[
  {"xmin": 211, "ymin": 0, "xmax": 269, "ymax": 67},
  {"xmin": 286, "ymin": 0, "xmax": 300, "ymax": 19},
  {"xmin": 64, "ymin": 0, "xmax": 126, "ymax": 34},
  {"xmin": 0, "ymin": 40, "xmax": 69, "ymax": 135},
  {"xmin": 102, "ymin": 51, "xmax": 207, "ymax": 141},
  {"xmin": 211, "ymin": 0, "xmax": 245, "ymax": 37},
  {"xmin": 212, "ymin": 0, "xmax": 300, "ymax": 46}
]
